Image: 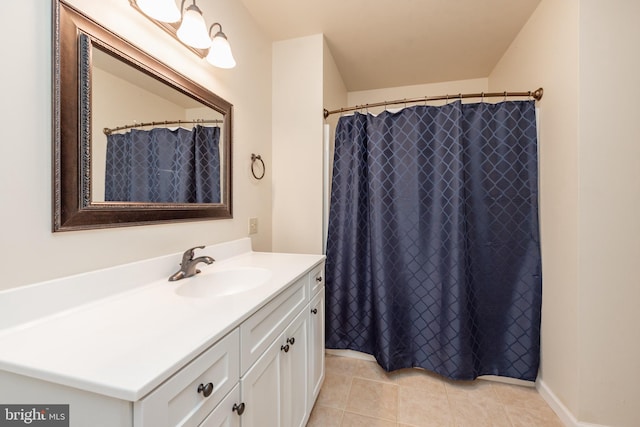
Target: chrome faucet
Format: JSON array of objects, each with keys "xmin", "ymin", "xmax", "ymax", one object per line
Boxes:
[{"xmin": 169, "ymin": 246, "xmax": 215, "ymax": 281}]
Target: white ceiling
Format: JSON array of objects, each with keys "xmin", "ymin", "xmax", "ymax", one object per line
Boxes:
[{"xmin": 239, "ymin": 0, "xmax": 541, "ymax": 91}]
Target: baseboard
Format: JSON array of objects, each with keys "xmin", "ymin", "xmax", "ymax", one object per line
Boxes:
[
  {"xmin": 325, "ymin": 348, "xmax": 376, "ymax": 361},
  {"xmin": 536, "ymin": 380, "xmax": 608, "ymax": 427},
  {"xmin": 478, "ymin": 374, "xmax": 535, "ymax": 387}
]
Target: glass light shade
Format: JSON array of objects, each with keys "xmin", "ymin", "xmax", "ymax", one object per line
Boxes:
[
  {"xmin": 136, "ymin": 0, "xmax": 181, "ymax": 23},
  {"xmin": 206, "ymin": 33, "xmax": 236, "ymax": 69},
  {"xmin": 176, "ymin": 5, "xmax": 211, "ymax": 49}
]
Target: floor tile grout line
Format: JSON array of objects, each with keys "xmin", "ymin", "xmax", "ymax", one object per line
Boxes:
[
  {"xmin": 442, "ymin": 380, "xmax": 458, "ymax": 427},
  {"xmin": 351, "ymin": 373, "xmax": 399, "ymax": 424},
  {"xmin": 384, "ymin": 370, "xmax": 399, "ymax": 424},
  {"xmin": 344, "ymin": 374, "xmax": 354, "ymax": 413},
  {"xmin": 337, "ymin": 406, "xmax": 345, "ymax": 427},
  {"xmin": 350, "ymin": 373, "xmax": 397, "ymax": 385},
  {"xmin": 342, "ymin": 409, "xmax": 398, "ymax": 425}
]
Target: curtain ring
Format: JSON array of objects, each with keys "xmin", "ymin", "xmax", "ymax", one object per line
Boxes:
[{"xmin": 251, "ymin": 153, "xmax": 265, "ymax": 180}]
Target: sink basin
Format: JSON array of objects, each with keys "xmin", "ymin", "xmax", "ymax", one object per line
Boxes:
[{"xmin": 174, "ymin": 267, "xmax": 272, "ymax": 298}]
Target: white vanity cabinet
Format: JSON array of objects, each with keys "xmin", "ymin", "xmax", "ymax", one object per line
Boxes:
[{"xmin": 0, "ymin": 240, "xmax": 325, "ymax": 427}]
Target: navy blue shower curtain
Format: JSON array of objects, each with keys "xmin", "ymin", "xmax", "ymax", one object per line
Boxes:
[
  {"xmin": 325, "ymin": 101, "xmax": 541, "ymax": 381},
  {"xmin": 105, "ymin": 125, "xmax": 221, "ymax": 203}
]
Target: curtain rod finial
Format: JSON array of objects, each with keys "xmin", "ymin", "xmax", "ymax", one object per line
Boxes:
[{"xmin": 533, "ymin": 88, "xmax": 544, "ymax": 101}]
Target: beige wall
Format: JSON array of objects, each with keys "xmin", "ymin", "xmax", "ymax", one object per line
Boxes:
[
  {"xmin": 0, "ymin": 0, "xmax": 272, "ymax": 290},
  {"xmin": 578, "ymin": 1, "xmax": 640, "ymax": 425},
  {"xmin": 322, "ymin": 41, "xmax": 347, "ymax": 121},
  {"xmin": 271, "ymin": 35, "xmax": 346, "ymax": 255},
  {"xmin": 491, "ymin": 0, "xmax": 640, "ymax": 425},
  {"xmin": 271, "ymin": 35, "xmax": 325, "ymax": 254},
  {"xmin": 322, "ymin": 39, "xmax": 348, "ymax": 251},
  {"xmin": 347, "ymin": 78, "xmax": 489, "ymax": 111}
]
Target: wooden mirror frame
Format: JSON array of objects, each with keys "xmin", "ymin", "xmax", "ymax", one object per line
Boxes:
[{"xmin": 53, "ymin": 0, "xmax": 232, "ymax": 232}]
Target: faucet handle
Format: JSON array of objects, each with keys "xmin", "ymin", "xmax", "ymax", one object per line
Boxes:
[{"xmin": 181, "ymin": 245, "xmax": 206, "ymax": 264}]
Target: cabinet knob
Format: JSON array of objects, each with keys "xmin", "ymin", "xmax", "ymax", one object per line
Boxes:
[
  {"xmin": 315, "ymin": 276, "xmax": 323, "ymax": 282},
  {"xmin": 287, "ymin": 337, "xmax": 295, "ymax": 346},
  {"xmin": 311, "ymin": 308, "xmax": 318, "ymax": 315},
  {"xmin": 233, "ymin": 402, "xmax": 246, "ymax": 416},
  {"xmin": 197, "ymin": 382, "xmax": 214, "ymax": 397},
  {"xmin": 281, "ymin": 344, "xmax": 290, "ymax": 353}
]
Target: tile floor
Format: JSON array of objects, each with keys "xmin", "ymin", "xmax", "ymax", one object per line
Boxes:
[{"xmin": 307, "ymin": 354, "xmax": 564, "ymax": 427}]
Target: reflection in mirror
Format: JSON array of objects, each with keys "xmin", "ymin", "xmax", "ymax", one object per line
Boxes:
[
  {"xmin": 53, "ymin": 0, "xmax": 233, "ymax": 231},
  {"xmin": 91, "ymin": 47, "xmax": 225, "ymax": 204}
]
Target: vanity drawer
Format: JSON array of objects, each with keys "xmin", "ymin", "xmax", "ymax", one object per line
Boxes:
[
  {"xmin": 134, "ymin": 329, "xmax": 240, "ymax": 427},
  {"xmin": 309, "ymin": 263, "xmax": 325, "ymax": 296},
  {"xmin": 197, "ymin": 383, "xmax": 240, "ymax": 427},
  {"xmin": 240, "ymin": 274, "xmax": 308, "ymax": 374}
]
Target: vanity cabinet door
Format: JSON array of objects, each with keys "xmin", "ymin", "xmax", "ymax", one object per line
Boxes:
[
  {"xmin": 240, "ymin": 308, "xmax": 309, "ymax": 427},
  {"xmin": 280, "ymin": 309, "xmax": 309, "ymax": 427},
  {"xmin": 239, "ymin": 331, "xmax": 284, "ymax": 427},
  {"xmin": 309, "ymin": 288, "xmax": 325, "ymax": 404}
]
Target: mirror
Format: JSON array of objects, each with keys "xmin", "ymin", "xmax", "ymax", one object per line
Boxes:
[{"xmin": 53, "ymin": 0, "xmax": 232, "ymax": 231}]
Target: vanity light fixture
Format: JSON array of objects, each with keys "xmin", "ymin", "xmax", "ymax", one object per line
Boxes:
[{"xmin": 130, "ymin": 0, "xmax": 236, "ymax": 68}]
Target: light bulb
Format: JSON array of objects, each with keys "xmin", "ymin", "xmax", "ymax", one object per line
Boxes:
[
  {"xmin": 136, "ymin": 0, "xmax": 181, "ymax": 23},
  {"xmin": 176, "ymin": 4, "xmax": 211, "ymax": 49},
  {"xmin": 206, "ymin": 30, "xmax": 236, "ymax": 69}
]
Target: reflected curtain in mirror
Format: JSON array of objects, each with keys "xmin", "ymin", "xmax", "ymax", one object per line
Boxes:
[{"xmin": 105, "ymin": 126, "xmax": 220, "ymax": 203}]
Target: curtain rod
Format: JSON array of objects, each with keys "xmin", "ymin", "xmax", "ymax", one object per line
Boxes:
[
  {"xmin": 103, "ymin": 119, "xmax": 223, "ymax": 135},
  {"xmin": 323, "ymin": 87, "xmax": 543, "ymax": 119}
]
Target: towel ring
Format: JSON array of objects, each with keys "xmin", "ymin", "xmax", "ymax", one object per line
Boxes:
[{"xmin": 251, "ymin": 153, "xmax": 265, "ymax": 180}]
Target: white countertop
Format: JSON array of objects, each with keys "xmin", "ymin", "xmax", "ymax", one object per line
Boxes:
[{"xmin": 0, "ymin": 244, "xmax": 324, "ymax": 401}]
